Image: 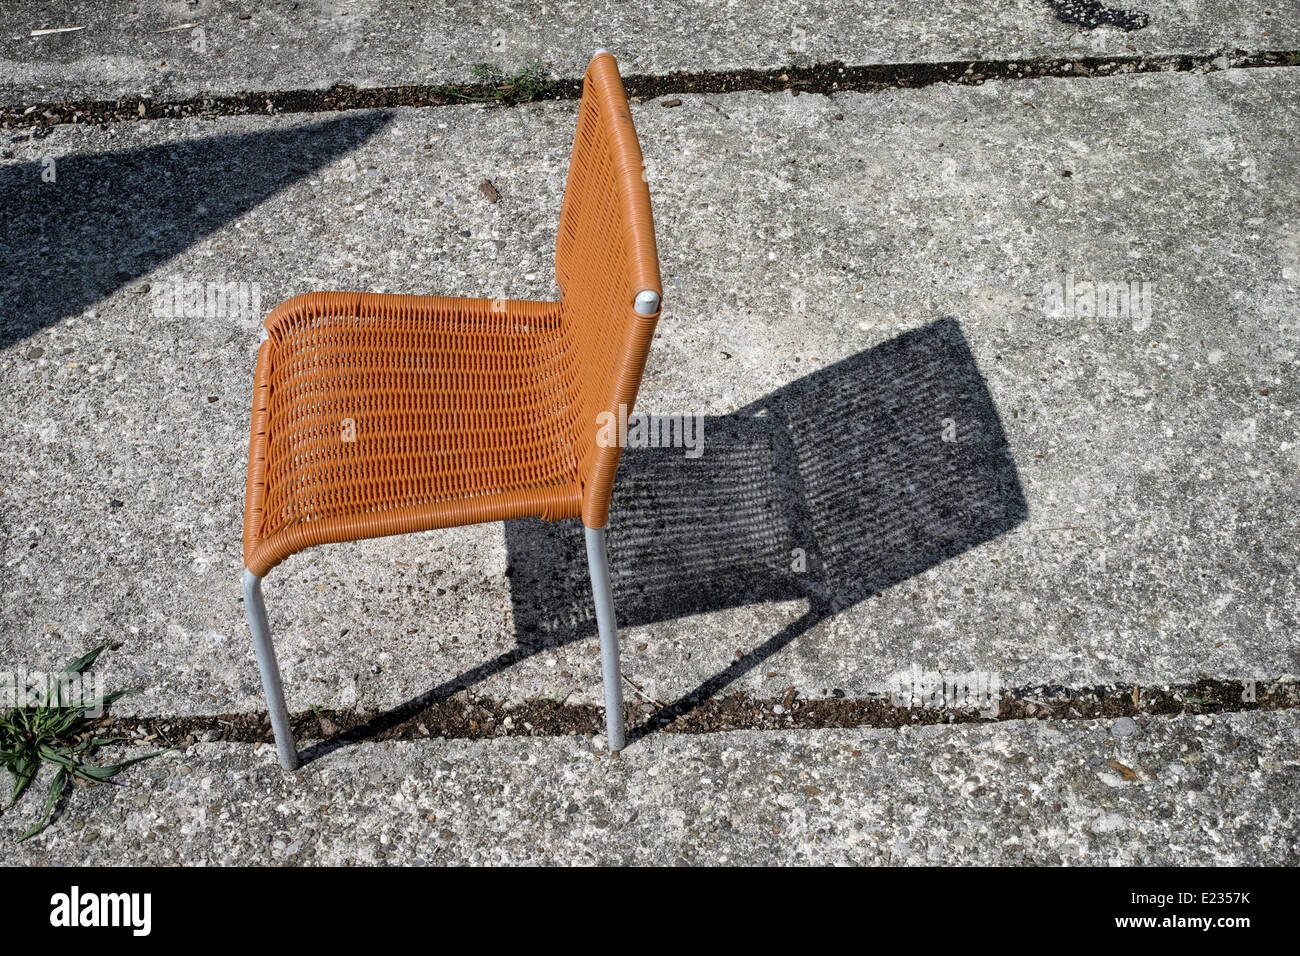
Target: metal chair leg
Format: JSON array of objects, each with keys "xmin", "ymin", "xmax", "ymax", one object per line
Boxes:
[
  {"xmin": 242, "ymin": 570, "xmax": 300, "ymax": 770},
  {"xmin": 584, "ymin": 524, "xmax": 626, "ymax": 751}
]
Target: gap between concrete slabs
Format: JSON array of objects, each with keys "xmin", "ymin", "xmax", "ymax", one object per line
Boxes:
[{"xmin": 4, "ymin": 51, "xmax": 1299, "ymax": 128}]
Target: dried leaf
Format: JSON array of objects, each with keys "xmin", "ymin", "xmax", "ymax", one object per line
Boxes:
[{"xmin": 1108, "ymin": 759, "xmax": 1137, "ymax": 781}]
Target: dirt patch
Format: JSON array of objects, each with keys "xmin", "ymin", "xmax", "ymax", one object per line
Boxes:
[{"xmin": 109, "ymin": 677, "xmax": 1299, "ymax": 748}]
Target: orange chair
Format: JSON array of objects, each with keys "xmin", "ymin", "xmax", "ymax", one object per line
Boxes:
[{"xmin": 242, "ymin": 51, "xmax": 662, "ymax": 769}]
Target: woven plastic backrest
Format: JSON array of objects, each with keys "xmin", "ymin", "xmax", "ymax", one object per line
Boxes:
[{"xmin": 555, "ymin": 52, "xmax": 663, "ymax": 528}]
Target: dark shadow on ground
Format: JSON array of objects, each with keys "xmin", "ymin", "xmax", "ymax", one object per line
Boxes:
[
  {"xmin": 0, "ymin": 112, "xmax": 390, "ymax": 348},
  {"xmin": 299, "ymin": 317, "xmax": 1027, "ymax": 762}
]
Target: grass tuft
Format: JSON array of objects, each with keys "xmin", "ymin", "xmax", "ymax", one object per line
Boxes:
[
  {"xmin": 440, "ymin": 61, "xmax": 554, "ymax": 103},
  {"xmin": 0, "ymin": 644, "xmax": 168, "ymax": 841}
]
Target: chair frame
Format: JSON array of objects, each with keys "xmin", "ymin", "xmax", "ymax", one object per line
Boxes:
[{"xmin": 242, "ymin": 50, "xmax": 660, "ymax": 770}]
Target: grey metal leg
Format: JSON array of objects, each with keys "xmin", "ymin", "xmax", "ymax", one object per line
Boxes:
[
  {"xmin": 584, "ymin": 525, "xmax": 626, "ymax": 751},
  {"xmin": 242, "ymin": 570, "xmax": 300, "ymax": 770}
]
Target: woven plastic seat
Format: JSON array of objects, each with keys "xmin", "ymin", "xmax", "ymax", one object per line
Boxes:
[
  {"xmin": 244, "ymin": 293, "xmax": 580, "ymax": 578},
  {"xmin": 241, "ymin": 51, "xmax": 662, "ymax": 769}
]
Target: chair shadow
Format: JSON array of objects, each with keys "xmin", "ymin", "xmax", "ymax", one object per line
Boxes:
[
  {"xmin": 299, "ymin": 317, "xmax": 1028, "ymax": 762},
  {"xmin": 0, "ymin": 112, "xmax": 390, "ymax": 349}
]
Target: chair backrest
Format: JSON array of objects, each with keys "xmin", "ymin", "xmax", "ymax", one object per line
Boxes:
[{"xmin": 555, "ymin": 51, "xmax": 663, "ymax": 529}]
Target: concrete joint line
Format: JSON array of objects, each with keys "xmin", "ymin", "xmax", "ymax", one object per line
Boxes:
[{"xmin": 3, "ymin": 51, "xmax": 1297, "ymax": 128}]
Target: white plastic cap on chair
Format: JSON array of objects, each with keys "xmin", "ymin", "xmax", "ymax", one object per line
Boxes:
[{"xmin": 634, "ymin": 290, "xmax": 660, "ymax": 316}]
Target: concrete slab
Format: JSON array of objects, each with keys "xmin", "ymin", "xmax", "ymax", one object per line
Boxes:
[
  {"xmin": 1, "ymin": 68, "xmax": 1296, "ymax": 724},
  {"xmin": 3, "ymin": 710, "xmax": 1295, "ymax": 864},
  {"xmin": 0, "ymin": 0, "xmax": 1296, "ymax": 103}
]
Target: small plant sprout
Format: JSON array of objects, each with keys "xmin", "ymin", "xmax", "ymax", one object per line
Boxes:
[
  {"xmin": 0, "ymin": 643, "xmax": 168, "ymax": 841},
  {"xmin": 447, "ymin": 61, "xmax": 553, "ymax": 103}
]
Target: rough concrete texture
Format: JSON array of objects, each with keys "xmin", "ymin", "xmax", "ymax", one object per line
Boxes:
[
  {"xmin": 3, "ymin": 711, "xmax": 1295, "ymax": 864},
  {"xmin": 3, "ymin": 69, "xmax": 1297, "ymax": 723},
  {"xmin": 0, "ymin": 0, "xmax": 1297, "ymax": 102},
  {"xmin": 1, "ymin": 0, "xmax": 1298, "ymax": 863}
]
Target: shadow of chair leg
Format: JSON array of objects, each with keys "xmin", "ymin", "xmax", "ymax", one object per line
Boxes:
[
  {"xmin": 629, "ymin": 603, "xmax": 827, "ymax": 743},
  {"xmin": 295, "ymin": 645, "xmax": 540, "ymax": 765}
]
